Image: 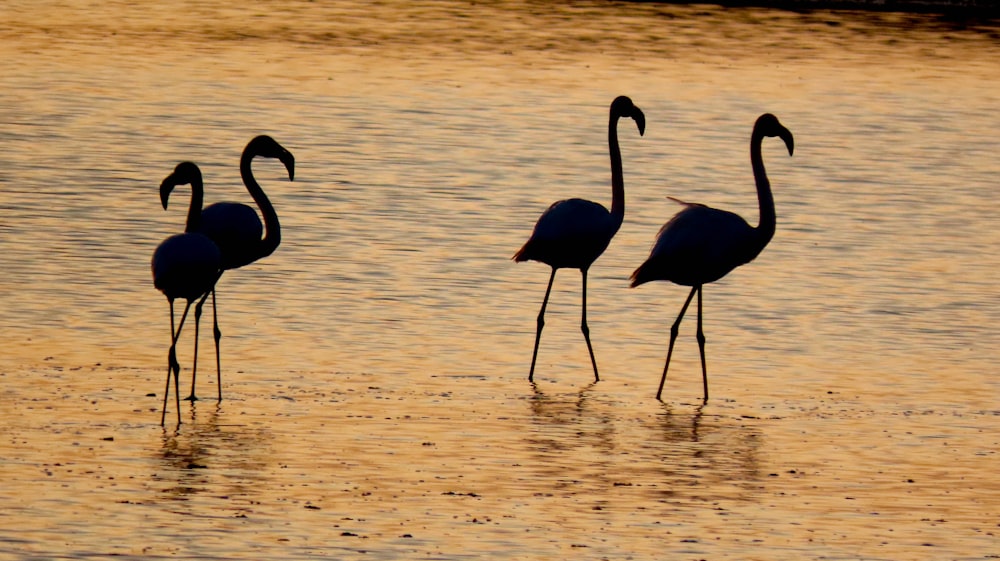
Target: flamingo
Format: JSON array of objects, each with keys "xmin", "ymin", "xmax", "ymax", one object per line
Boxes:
[
  {"xmin": 513, "ymin": 95, "xmax": 645, "ymax": 383},
  {"xmin": 152, "ymin": 162, "xmax": 222, "ymax": 425},
  {"xmin": 167, "ymin": 135, "xmax": 295, "ymax": 402},
  {"xmin": 630, "ymin": 113, "xmax": 794, "ymax": 401}
]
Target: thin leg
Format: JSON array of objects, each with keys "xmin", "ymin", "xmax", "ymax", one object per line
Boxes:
[
  {"xmin": 186, "ymin": 294, "xmax": 208, "ymax": 401},
  {"xmin": 656, "ymin": 286, "xmax": 698, "ymax": 401},
  {"xmin": 695, "ymin": 286, "xmax": 708, "ymax": 401},
  {"xmin": 580, "ymin": 268, "xmax": 599, "ymax": 382},
  {"xmin": 161, "ymin": 300, "xmax": 175, "ymax": 426},
  {"xmin": 212, "ymin": 288, "xmax": 222, "ymax": 402},
  {"xmin": 528, "ymin": 268, "xmax": 557, "ymax": 383},
  {"xmin": 162, "ymin": 301, "xmax": 192, "ymax": 426},
  {"xmin": 173, "ymin": 302, "xmax": 192, "ymax": 425},
  {"xmin": 172, "ymin": 346, "xmax": 182, "ymax": 426}
]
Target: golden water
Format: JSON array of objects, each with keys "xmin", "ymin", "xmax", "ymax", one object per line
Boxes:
[{"xmin": 1, "ymin": 1, "xmax": 998, "ymax": 559}]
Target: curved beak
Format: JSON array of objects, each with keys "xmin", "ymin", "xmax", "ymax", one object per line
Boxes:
[
  {"xmin": 280, "ymin": 151, "xmax": 295, "ymax": 181},
  {"xmin": 780, "ymin": 128, "xmax": 794, "ymax": 156},
  {"xmin": 633, "ymin": 108, "xmax": 646, "ymax": 136},
  {"xmin": 159, "ymin": 175, "xmax": 178, "ymax": 210}
]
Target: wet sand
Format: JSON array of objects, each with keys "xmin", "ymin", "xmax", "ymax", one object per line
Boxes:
[{"xmin": 2, "ymin": 361, "xmax": 996, "ymax": 560}]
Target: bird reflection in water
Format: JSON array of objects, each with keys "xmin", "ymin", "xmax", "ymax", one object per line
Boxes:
[
  {"xmin": 524, "ymin": 387, "xmax": 762, "ymax": 503},
  {"xmin": 524, "ymin": 382, "xmax": 616, "ymax": 495},
  {"xmin": 648, "ymin": 403, "xmax": 764, "ymax": 501},
  {"xmin": 156, "ymin": 403, "xmax": 271, "ymax": 508}
]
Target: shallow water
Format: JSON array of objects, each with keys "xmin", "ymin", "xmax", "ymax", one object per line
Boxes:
[{"xmin": 1, "ymin": 1, "xmax": 999, "ymax": 559}]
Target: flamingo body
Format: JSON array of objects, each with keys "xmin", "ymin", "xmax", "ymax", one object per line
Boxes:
[
  {"xmin": 200, "ymin": 202, "xmax": 266, "ymax": 270},
  {"xmin": 152, "ymin": 233, "xmax": 222, "ymax": 301},
  {"xmin": 513, "ymin": 198, "xmax": 618, "ymax": 270},
  {"xmin": 514, "ymin": 95, "xmax": 645, "ymax": 383},
  {"xmin": 630, "ymin": 202, "xmax": 761, "ymax": 287},
  {"xmin": 631, "ymin": 113, "xmax": 793, "ymax": 401}
]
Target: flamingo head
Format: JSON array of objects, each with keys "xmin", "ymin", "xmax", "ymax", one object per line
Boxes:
[
  {"xmin": 611, "ymin": 95, "xmax": 645, "ymax": 136},
  {"xmin": 246, "ymin": 135, "xmax": 296, "ymax": 181},
  {"xmin": 159, "ymin": 161, "xmax": 202, "ymax": 210},
  {"xmin": 755, "ymin": 113, "xmax": 794, "ymax": 156}
]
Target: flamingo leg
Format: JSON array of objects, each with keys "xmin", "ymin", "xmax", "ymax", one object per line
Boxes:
[
  {"xmin": 580, "ymin": 268, "xmax": 599, "ymax": 382},
  {"xmin": 212, "ymin": 288, "xmax": 222, "ymax": 402},
  {"xmin": 186, "ymin": 294, "xmax": 208, "ymax": 401},
  {"xmin": 656, "ymin": 285, "xmax": 698, "ymax": 401},
  {"xmin": 695, "ymin": 286, "xmax": 708, "ymax": 401},
  {"xmin": 161, "ymin": 300, "xmax": 176, "ymax": 427},
  {"xmin": 163, "ymin": 300, "xmax": 192, "ymax": 426},
  {"xmin": 528, "ymin": 268, "xmax": 557, "ymax": 383}
]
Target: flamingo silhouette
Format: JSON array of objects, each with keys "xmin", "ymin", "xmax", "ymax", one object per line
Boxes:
[
  {"xmin": 162, "ymin": 135, "xmax": 295, "ymax": 402},
  {"xmin": 513, "ymin": 96, "xmax": 645, "ymax": 383},
  {"xmin": 151, "ymin": 162, "xmax": 222, "ymax": 425},
  {"xmin": 630, "ymin": 113, "xmax": 793, "ymax": 401}
]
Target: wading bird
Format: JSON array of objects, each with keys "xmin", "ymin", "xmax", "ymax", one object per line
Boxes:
[
  {"xmin": 161, "ymin": 135, "xmax": 295, "ymax": 402},
  {"xmin": 152, "ymin": 162, "xmax": 222, "ymax": 425},
  {"xmin": 630, "ymin": 113, "xmax": 793, "ymax": 401},
  {"xmin": 513, "ymin": 96, "xmax": 645, "ymax": 383}
]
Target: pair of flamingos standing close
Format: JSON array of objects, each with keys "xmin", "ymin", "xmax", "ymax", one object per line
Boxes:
[
  {"xmin": 151, "ymin": 135, "xmax": 294, "ymax": 426},
  {"xmin": 152, "ymin": 96, "xmax": 793, "ymax": 425},
  {"xmin": 514, "ymin": 96, "xmax": 794, "ymax": 401}
]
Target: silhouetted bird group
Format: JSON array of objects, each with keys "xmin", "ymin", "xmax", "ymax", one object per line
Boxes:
[
  {"xmin": 153, "ymin": 99, "xmax": 794, "ymax": 425},
  {"xmin": 152, "ymin": 136, "xmax": 294, "ymax": 425}
]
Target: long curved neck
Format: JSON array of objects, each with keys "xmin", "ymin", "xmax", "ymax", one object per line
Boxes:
[
  {"xmin": 185, "ymin": 177, "xmax": 205, "ymax": 233},
  {"xmin": 608, "ymin": 113, "xmax": 625, "ymax": 228},
  {"xmin": 750, "ymin": 131, "xmax": 776, "ymax": 249},
  {"xmin": 241, "ymin": 149, "xmax": 281, "ymax": 258}
]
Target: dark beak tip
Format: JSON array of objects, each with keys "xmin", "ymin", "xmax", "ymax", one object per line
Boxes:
[
  {"xmin": 783, "ymin": 132, "xmax": 795, "ymax": 156},
  {"xmin": 159, "ymin": 181, "xmax": 173, "ymax": 209}
]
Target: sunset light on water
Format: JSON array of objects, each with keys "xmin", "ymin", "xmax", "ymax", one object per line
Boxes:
[{"xmin": 1, "ymin": 1, "xmax": 998, "ymax": 558}]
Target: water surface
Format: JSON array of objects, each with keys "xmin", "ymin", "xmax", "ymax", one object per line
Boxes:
[{"xmin": 1, "ymin": 1, "xmax": 998, "ymax": 559}]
